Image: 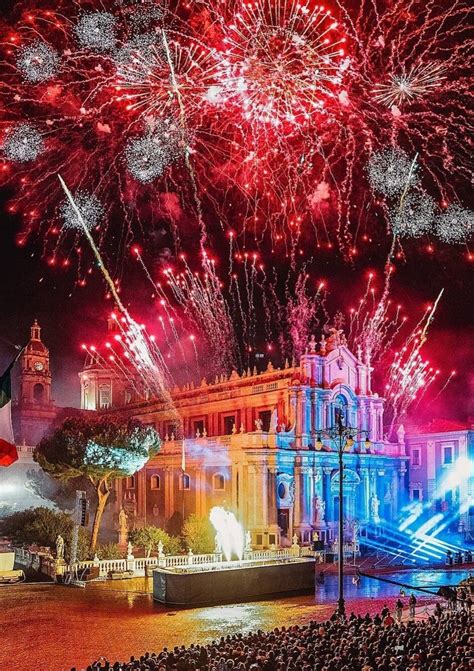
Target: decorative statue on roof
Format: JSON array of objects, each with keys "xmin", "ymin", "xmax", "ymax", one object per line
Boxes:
[
  {"xmin": 326, "ymin": 327, "xmax": 347, "ymax": 351},
  {"xmin": 308, "ymin": 334, "xmax": 317, "ymax": 354},
  {"xmin": 323, "ymin": 312, "xmax": 347, "ymax": 352}
]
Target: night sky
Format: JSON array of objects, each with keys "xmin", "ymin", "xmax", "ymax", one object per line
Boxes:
[{"xmin": 1, "ymin": 200, "xmax": 472, "ymax": 421}]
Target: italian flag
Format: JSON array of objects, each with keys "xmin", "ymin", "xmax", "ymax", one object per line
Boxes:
[{"xmin": 0, "ymin": 357, "xmax": 19, "ymax": 467}]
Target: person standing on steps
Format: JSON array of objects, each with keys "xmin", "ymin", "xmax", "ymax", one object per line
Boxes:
[{"xmin": 409, "ymin": 593, "xmax": 417, "ymax": 618}]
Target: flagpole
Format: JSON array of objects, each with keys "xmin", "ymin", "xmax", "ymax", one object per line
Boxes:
[{"xmin": 181, "ymin": 439, "xmax": 186, "ymax": 529}]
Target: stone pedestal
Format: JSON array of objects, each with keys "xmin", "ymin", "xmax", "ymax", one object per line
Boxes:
[{"xmin": 54, "ymin": 558, "xmax": 67, "ymax": 581}]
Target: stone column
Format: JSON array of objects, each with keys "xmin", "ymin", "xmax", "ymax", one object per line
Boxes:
[
  {"xmin": 249, "ymin": 465, "xmax": 258, "ymax": 527},
  {"xmin": 231, "ymin": 463, "xmax": 238, "ymax": 511},
  {"xmin": 310, "ymin": 390, "xmax": 317, "ymax": 437},
  {"xmin": 368, "ymin": 405, "xmax": 376, "ymax": 441},
  {"xmin": 376, "ymin": 470, "xmax": 385, "ymax": 506},
  {"xmin": 259, "ymin": 464, "xmax": 269, "ymax": 529},
  {"xmin": 267, "ymin": 467, "xmax": 278, "ymax": 526},
  {"xmin": 138, "ymin": 469, "xmax": 147, "ymax": 524},
  {"xmin": 164, "ymin": 467, "xmax": 174, "ymax": 519},
  {"xmin": 301, "ymin": 390, "xmax": 310, "ymax": 444},
  {"xmin": 360, "ymin": 467, "xmax": 370, "ymax": 521},
  {"xmin": 289, "ymin": 388, "xmax": 297, "ymax": 428},
  {"xmin": 295, "ymin": 388, "xmax": 303, "ymax": 449},
  {"xmin": 293, "ymin": 464, "xmax": 302, "ymax": 529},
  {"xmin": 398, "ymin": 464, "xmax": 407, "ymax": 510},
  {"xmin": 306, "ymin": 467, "xmax": 314, "ymax": 525},
  {"xmin": 391, "ymin": 468, "xmax": 399, "ymax": 522},
  {"xmin": 195, "ymin": 468, "xmax": 202, "ymax": 517},
  {"xmin": 200, "ymin": 468, "xmax": 207, "ymax": 518},
  {"xmin": 322, "ymin": 400, "xmax": 330, "ymax": 430},
  {"xmin": 300, "ymin": 468, "xmax": 308, "ymax": 523}
]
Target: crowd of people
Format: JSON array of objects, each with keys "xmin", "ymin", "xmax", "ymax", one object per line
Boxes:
[{"xmin": 74, "ymin": 603, "xmax": 472, "ymax": 671}]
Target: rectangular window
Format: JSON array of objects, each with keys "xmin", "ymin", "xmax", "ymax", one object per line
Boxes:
[
  {"xmin": 99, "ymin": 387, "xmax": 111, "ymax": 409},
  {"xmin": 258, "ymin": 410, "xmax": 272, "ymax": 432},
  {"xmin": 412, "ymin": 448, "xmax": 420, "ymax": 466},
  {"xmin": 412, "ymin": 489, "xmax": 420, "ymax": 501},
  {"xmin": 269, "ymin": 534, "xmax": 276, "ymax": 545},
  {"xmin": 443, "ymin": 445, "xmax": 453, "ymax": 465},
  {"xmin": 223, "ymin": 415, "xmax": 236, "ymax": 435},
  {"xmin": 192, "ymin": 420, "xmax": 204, "ymax": 437},
  {"xmin": 126, "ymin": 476, "xmax": 135, "ymax": 489},
  {"xmin": 166, "ymin": 422, "xmax": 179, "ymax": 438}
]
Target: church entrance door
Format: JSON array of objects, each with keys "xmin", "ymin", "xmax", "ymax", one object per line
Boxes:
[{"xmin": 278, "ymin": 509, "xmax": 290, "ymax": 537}]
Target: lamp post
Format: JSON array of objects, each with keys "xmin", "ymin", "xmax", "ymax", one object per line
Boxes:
[{"xmin": 315, "ymin": 414, "xmax": 370, "ymax": 617}]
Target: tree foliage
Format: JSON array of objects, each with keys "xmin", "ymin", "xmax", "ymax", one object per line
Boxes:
[
  {"xmin": 35, "ymin": 415, "xmax": 161, "ymax": 480},
  {"xmin": 182, "ymin": 514, "xmax": 215, "ymax": 554},
  {"xmin": 34, "ymin": 414, "xmax": 161, "ymax": 552},
  {"xmin": 95, "ymin": 543, "xmax": 125, "ymax": 560},
  {"xmin": 128, "ymin": 526, "xmax": 182, "ymax": 558},
  {"xmin": 0, "ymin": 507, "xmax": 90, "ymax": 561}
]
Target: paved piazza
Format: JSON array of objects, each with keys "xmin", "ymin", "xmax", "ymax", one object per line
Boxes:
[{"xmin": 0, "ymin": 569, "xmax": 467, "ymax": 670}]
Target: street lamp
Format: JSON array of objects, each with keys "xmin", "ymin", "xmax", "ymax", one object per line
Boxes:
[{"xmin": 315, "ymin": 412, "xmax": 371, "ymax": 617}]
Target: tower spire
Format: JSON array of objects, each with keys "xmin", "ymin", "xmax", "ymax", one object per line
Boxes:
[{"xmin": 31, "ymin": 320, "xmax": 41, "ymax": 341}]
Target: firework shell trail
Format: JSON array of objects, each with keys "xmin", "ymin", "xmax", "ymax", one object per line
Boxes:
[
  {"xmin": 384, "ymin": 289, "xmax": 444, "ymax": 434},
  {"xmin": 59, "ymin": 175, "xmax": 174, "ymax": 408}
]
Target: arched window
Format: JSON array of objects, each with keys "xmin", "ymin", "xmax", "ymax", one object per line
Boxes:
[
  {"xmin": 126, "ymin": 475, "xmax": 135, "ymax": 489},
  {"xmin": 334, "ymin": 394, "xmax": 348, "ymax": 426},
  {"xmin": 213, "ymin": 473, "xmax": 225, "ymax": 491},
  {"xmin": 33, "ymin": 383, "xmax": 44, "ymax": 403},
  {"xmin": 182, "ymin": 473, "xmax": 191, "ymax": 490},
  {"xmin": 150, "ymin": 474, "xmax": 160, "ymax": 490}
]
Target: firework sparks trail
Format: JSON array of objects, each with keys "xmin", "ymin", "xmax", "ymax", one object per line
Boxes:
[
  {"xmin": 130, "ymin": 248, "xmax": 195, "ymax": 380},
  {"xmin": 78, "ymin": 245, "xmax": 453, "ymax": 432},
  {"xmin": 432, "ymin": 370, "xmax": 457, "ymax": 400},
  {"xmin": 348, "ymin": 270, "xmax": 407, "ymax": 366},
  {"xmin": 0, "ymin": 0, "xmax": 471, "ymax": 263},
  {"xmin": 159, "ymin": 28, "xmax": 208, "ymax": 245},
  {"xmin": 162, "ymin": 255, "xmax": 240, "ymax": 374},
  {"xmin": 285, "ymin": 271, "xmax": 324, "ymax": 359},
  {"xmin": 384, "ymin": 289, "xmax": 445, "ymax": 434},
  {"xmin": 374, "ymin": 62, "xmax": 448, "ymax": 108},
  {"xmin": 59, "ymin": 175, "xmax": 174, "ymax": 406}
]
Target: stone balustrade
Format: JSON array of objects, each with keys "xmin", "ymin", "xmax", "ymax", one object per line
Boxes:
[{"xmin": 14, "ymin": 546, "xmax": 317, "ymax": 579}]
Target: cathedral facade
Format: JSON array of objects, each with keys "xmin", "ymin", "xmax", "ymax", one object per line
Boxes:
[{"xmin": 79, "ymin": 330, "xmax": 411, "ymax": 548}]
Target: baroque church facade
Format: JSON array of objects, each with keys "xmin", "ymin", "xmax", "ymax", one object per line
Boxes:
[
  {"xmin": 7, "ymin": 321, "xmax": 472, "ymax": 548},
  {"xmin": 79, "ymin": 328, "xmax": 412, "ymax": 548}
]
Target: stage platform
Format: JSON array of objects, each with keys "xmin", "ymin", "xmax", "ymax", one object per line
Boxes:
[{"xmin": 153, "ymin": 557, "xmax": 316, "ymax": 606}]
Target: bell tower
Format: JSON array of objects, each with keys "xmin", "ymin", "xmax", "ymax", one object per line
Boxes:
[
  {"xmin": 13, "ymin": 320, "xmax": 57, "ymax": 445},
  {"xmin": 19, "ymin": 320, "xmax": 53, "ymax": 406}
]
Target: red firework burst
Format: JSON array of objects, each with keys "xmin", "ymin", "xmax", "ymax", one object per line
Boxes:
[{"xmin": 0, "ymin": 0, "xmax": 471, "ymax": 267}]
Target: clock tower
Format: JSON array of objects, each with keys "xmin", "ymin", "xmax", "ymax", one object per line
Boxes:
[
  {"xmin": 13, "ymin": 320, "xmax": 57, "ymax": 445},
  {"xmin": 19, "ymin": 320, "xmax": 52, "ymax": 406}
]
